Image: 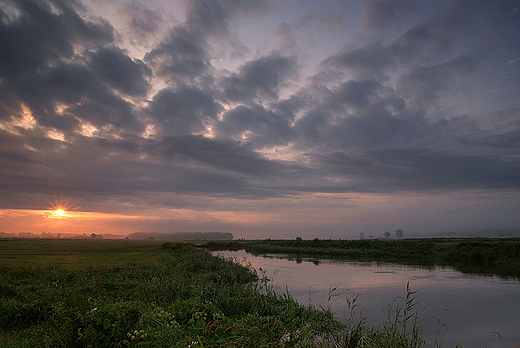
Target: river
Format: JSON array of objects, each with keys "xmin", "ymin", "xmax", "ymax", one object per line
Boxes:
[{"xmin": 213, "ymin": 250, "xmax": 520, "ymax": 348}]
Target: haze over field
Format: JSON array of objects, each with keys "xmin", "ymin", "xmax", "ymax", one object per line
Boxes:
[{"xmin": 1, "ymin": 0, "xmax": 519, "ymax": 239}]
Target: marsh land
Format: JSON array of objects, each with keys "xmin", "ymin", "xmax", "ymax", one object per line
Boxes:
[{"xmin": 1, "ymin": 238, "xmax": 519, "ymax": 347}]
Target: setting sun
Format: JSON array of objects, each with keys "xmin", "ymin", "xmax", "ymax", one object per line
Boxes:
[{"xmin": 50, "ymin": 209, "xmax": 67, "ymax": 218}]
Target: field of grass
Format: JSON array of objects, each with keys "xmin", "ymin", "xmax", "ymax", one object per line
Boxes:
[
  {"xmin": 0, "ymin": 238, "xmax": 432, "ymax": 348},
  {"xmin": 205, "ymin": 237, "xmax": 520, "ymax": 279},
  {"xmin": 0, "ymin": 239, "xmax": 169, "ymax": 269}
]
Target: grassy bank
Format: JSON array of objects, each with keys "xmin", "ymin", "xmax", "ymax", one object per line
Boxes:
[
  {"xmin": 205, "ymin": 238, "xmax": 520, "ymax": 278},
  {"xmin": 0, "ymin": 239, "xmax": 431, "ymax": 347}
]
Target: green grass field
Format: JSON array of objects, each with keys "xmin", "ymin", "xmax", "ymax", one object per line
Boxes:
[
  {"xmin": 0, "ymin": 239, "xmax": 168, "ymax": 269},
  {"xmin": 0, "ymin": 238, "xmax": 433, "ymax": 348}
]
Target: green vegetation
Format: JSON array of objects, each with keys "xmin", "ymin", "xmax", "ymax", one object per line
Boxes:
[
  {"xmin": 0, "ymin": 239, "xmax": 169, "ymax": 269},
  {"xmin": 0, "ymin": 238, "xmax": 434, "ymax": 347},
  {"xmin": 205, "ymin": 238, "xmax": 520, "ymax": 279}
]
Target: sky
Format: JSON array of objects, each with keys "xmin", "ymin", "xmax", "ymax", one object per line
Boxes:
[{"xmin": 1, "ymin": 0, "xmax": 519, "ymax": 239}]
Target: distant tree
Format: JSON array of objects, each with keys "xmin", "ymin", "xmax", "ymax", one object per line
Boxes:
[
  {"xmin": 396, "ymin": 229, "xmax": 404, "ymax": 239},
  {"xmin": 383, "ymin": 231, "xmax": 391, "ymax": 239},
  {"xmin": 359, "ymin": 232, "xmax": 365, "ymax": 240},
  {"xmin": 296, "ymin": 236, "xmax": 303, "ymax": 242}
]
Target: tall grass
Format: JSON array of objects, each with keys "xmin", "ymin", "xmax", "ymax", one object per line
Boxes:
[{"xmin": 341, "ymin": 283, "xmax": 437, "ymax": 348}]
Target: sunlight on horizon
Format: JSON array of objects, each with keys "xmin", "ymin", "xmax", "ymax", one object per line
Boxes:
[{"xmin": 51, "ymin": 209, "xmax": 65, "ymax": 218}]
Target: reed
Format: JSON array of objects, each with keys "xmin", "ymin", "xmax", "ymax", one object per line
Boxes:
[{"xmin": 341, "ymin": 283, "xmax": 437, "ymax": 348}]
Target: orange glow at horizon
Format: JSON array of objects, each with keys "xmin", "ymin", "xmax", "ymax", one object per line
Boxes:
[
  {"xmin": 0, "ymin": 208, "xmax": 170, "ymax": 237},
  {"xmin": 2, "ymin": 208, "xmax": 167, "ymax": 221}
]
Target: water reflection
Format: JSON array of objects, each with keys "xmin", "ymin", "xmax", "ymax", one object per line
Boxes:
[
  {"xmin": 247, "ymin": 251, "xmax": 520, "ymax": 280},
  {"xmin": 214, "ymin": 250, "xmax": 520, "ymax": 348}
]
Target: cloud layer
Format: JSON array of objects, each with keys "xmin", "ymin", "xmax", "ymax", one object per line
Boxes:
[{"xmin": 1, "ymin": 0, "xmax": 519, "ymax": 236}]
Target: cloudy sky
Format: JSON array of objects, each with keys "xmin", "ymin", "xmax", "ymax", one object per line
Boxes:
[{"xmin": 1, "ymin": 0, "xmax": 519, "ymax": 239}]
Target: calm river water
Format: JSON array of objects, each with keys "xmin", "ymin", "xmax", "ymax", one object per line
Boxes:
[{"xmin": 214, "ymin": 250, "xmax": 520, "ymax": 348}]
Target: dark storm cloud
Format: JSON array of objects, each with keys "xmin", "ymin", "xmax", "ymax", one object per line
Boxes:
[
  {"xmin": 0, "ymin": 129, "xmax": 291, "ymax": 208},
  {"xmin": 269, "ymin": 10, "xmax": 350, "ymax": 64},
  {"xmin": 185, "ymin": 0, "xmax": 230, "ymax": 39},
  {"xmin": 222, "ymin": 52, "xmax": 298, "ymax": 102},
  {"xmin": 12, "ymin": 60, "xmax": 143, "ymax": 132},
  {"xmin": 0, "ymin": 86, "xmax": 22, "ymax": 120},
  {"xmin": 12, "ymin": 63, "xmax": 90, "ymax": 131},
  {"xmin": 317, "ymin": 148, "xmax": 520, "ymax": 192},
  {"xmin": 214, "ymin": 103, "xmax": 295, "ymax": 148},
  {"xmin": 0, "ymin": 0, "xmax": 290, "ymax": 210},
  {"xmin": 329, "ymin": 107, "xmax": 429, "ymax": 150},
  {"xmin": 361, "ymin": 0, "xmax": 416, "ymax": 33},
  {"xmin": 0, "ymin": 131, "xmax": 88, "ymax": 209},
  {"xmin": 331, "ymin": 79, "xmax": 382, "ymax": 110},
  {"xmin": 0, "ymin": 0, "xmax": 147, "ymax": 133},
  {"xmin": 0, "ymin": 0, "xmax": 112, "ymax": 78},
  {"xmin": 70, "ymin": 90, "xmax": 143, "ymax": 131},
  {"xmin": 124, "ymin": 1, "xmax": 163, "ymax": 38},
  {"xmin": 389, "ymin": 1, "xmax": 476, "ymax": 63},
  {"xmin": 0, "ymin": 1, "xmax": 154, "ymax": 135},
  {"xmin": 90, "ymin": 46, "xmax": 151, "ymax": 97},
  {"xmin": 155, "ymin": 135, "xmax": 283, "ymax": 177},
  {"xmin": 325, "ymin": 42, "xmax": 397, "ymax": 76},
  {"xmin": 0, "ymin": 132, "xmax": 38, "ymax": 175},
  {"xmin": 294, "ymin": 86, "xmax": 431, "ymax": 151},
  {"xmin": 144, "ymin": 26, "xmax": 209, "ymax": 80},
  {"xmin": 293, "ymin": 10, "xmax": 348, "ymax": 34},
  {"xmin": 186, "ymin": 0, "xmax": 271, "ymax": 38},
  {"xmin": 144, "ymin": 0, "xmax": 272, "ymax": 80},
  {"xmin": 395, "ymin": 55, "xmax": 480, "ymax": 109},
  {"xmin": 0, "ymin": 131, "xmax": 162, "ymax": 208},
  {"xmin": 183, "ymin": 0, "xmax": 273, "ymax": 59},
  {"xmin": 149, "ymin": 86, "xmax": 219, "ymax": 136},
  {"xmin": 1, "ymin": 0, "xmax": 519, "ymax": 220},
  {"xmin": 456, "ymin": 108, "xmax": 520, "ymax": 150},
  {"xmin": 293, "ymin": 78, "xmax": 384, "ymax": 143}
]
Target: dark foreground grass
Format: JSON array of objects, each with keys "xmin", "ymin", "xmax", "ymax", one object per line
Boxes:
[{"xmin": 0, "ymin": 239, "xmax": 432, "ymax": 348}]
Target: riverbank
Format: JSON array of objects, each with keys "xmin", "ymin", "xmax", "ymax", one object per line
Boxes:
[
  {"xmin": 1, "ymin": 239, "xmax": 430, "ymax": 347},
  {"xmin": 205, "ymin": 237, "xmax": 520, "ymax": 279}
]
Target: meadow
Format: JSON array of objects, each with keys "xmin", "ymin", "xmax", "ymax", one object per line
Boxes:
[{"xmin": 1, "ymin": 238, "xmax": 431, "ymax": 347}]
